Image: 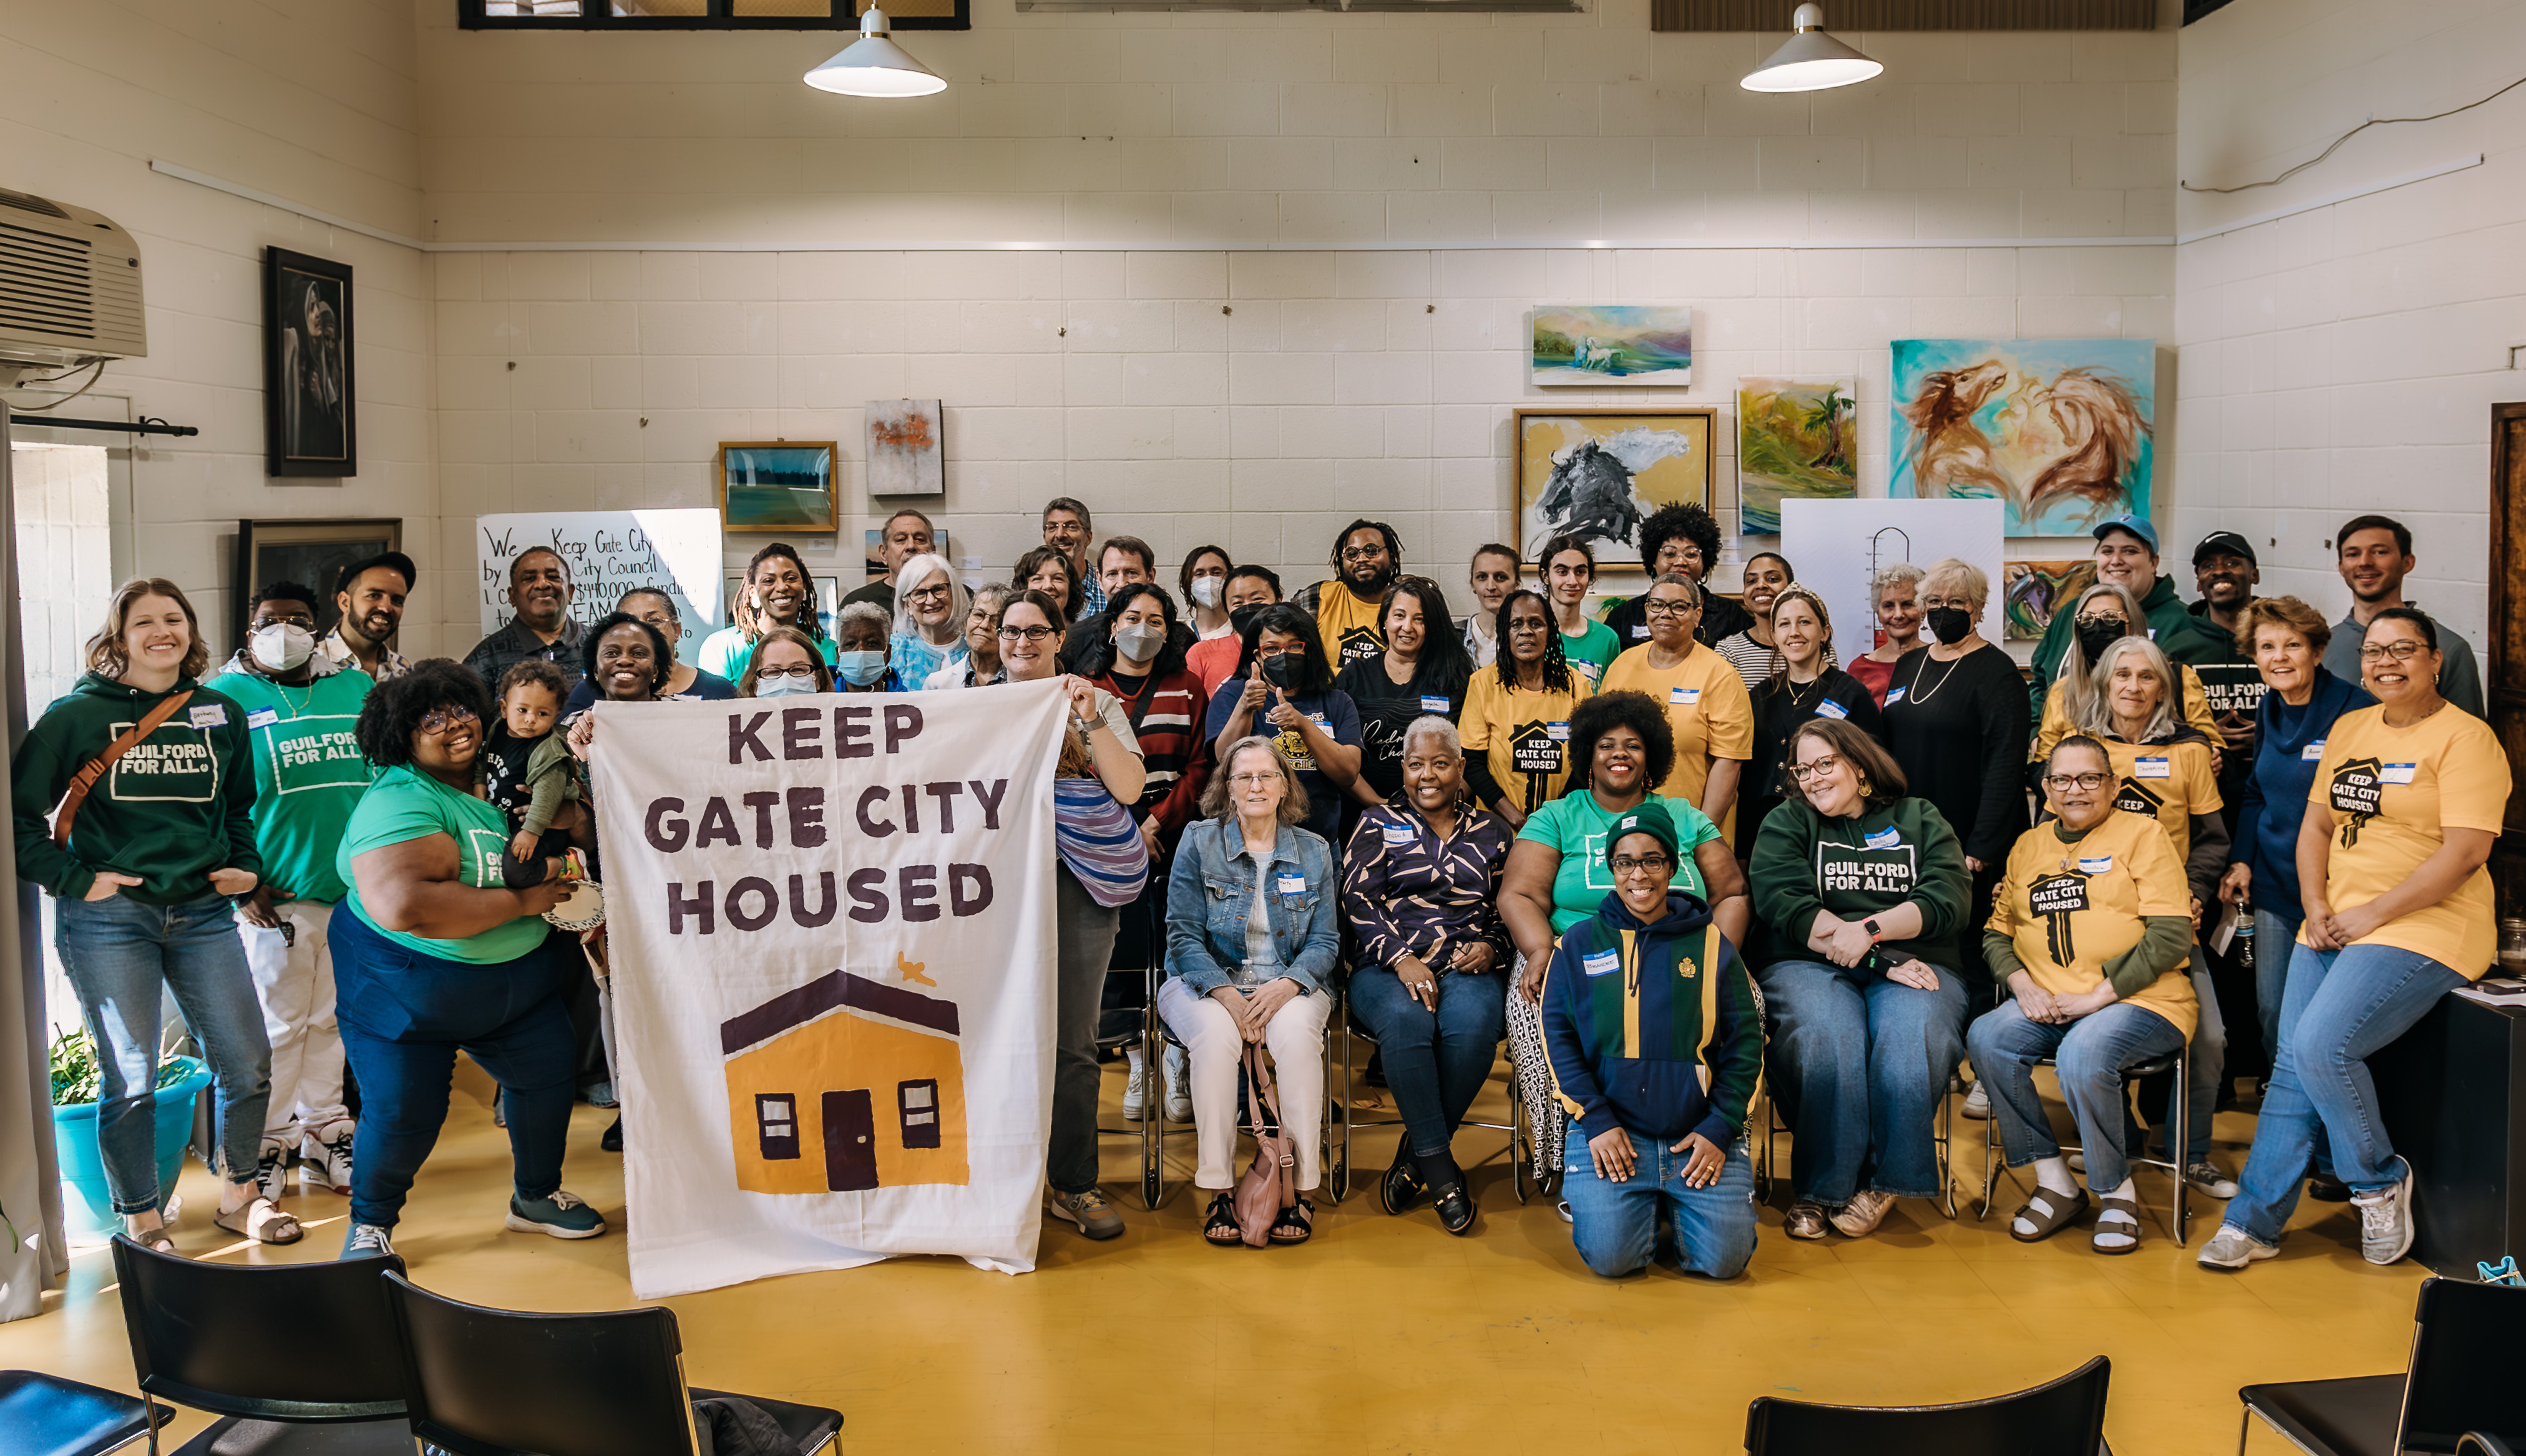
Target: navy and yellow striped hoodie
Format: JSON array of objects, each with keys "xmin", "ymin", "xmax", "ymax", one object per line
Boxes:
[{"xmin": 1541, "ymin": 888, "xmax": 1762, "ymax": 1149}]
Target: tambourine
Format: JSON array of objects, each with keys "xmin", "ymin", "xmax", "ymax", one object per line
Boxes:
[{"xmin": 544, "ymin": 878, "xmax": 606, "ymax": 933}]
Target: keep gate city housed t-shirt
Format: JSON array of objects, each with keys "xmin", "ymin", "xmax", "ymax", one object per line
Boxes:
[
  {"xmin": 1516, "ymin": 792, "xmax": 1723, "ymax": 933},
  {"xmin": 339, "ymin": 764, "xmax": 552, "ymax": 964},
  {"xmin": 2306, "ymin": 702, "xmax": 2513, "ymax": 978},
  {"xmin": 203, "ymin": 663, "xmax": 374, "ymax": 903},
  {"xmin": 1458, "ymin": 671, "xmax": 1592, "ymax": 815},
  {"xmin": 1307, "ymin": 581, "xmax": 1388, "ymax": 671},
  {"xmin": 1987, "ymin": 809, "xmax": 2198, "ymax": 1039},
  {"xmin": 2092, "ymin": 735, "xmax": 2221, "ymax": 870}
]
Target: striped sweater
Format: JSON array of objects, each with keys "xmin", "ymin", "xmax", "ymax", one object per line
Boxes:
[
  {"xmin": 1085, "ymin": 666, "xmax": 1212, "ymax": 846},
  {"xmin": 1542, "ymin": 889, "xmax": 1762, "ymax": 1148}
]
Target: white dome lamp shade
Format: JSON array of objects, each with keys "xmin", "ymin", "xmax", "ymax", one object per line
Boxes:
[
  {"xmin": 1740, "ymin": 4, "xmax": 1883, "ymax": 93},
  {"xmin": 804, "ymin": 7, "xmax": 945, "ymax": 99}
]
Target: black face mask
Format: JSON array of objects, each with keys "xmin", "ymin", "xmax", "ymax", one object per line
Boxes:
[
  {"xmin": 1261, "ymin": 653, "xmax": 1301, "ymax": 689},
  {"xmin": 1925, "ymin": 606, "xmax": 1972, "ymax": 646},
  {"xmin": 2076, "ymin": 616, "xmax": 2127, "ymax": 666},
  {"xmin": 1229, "ymin": 604, "xmax": 1267, "ymax": 636}
]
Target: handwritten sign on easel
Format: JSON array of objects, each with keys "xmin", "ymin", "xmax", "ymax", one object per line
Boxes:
[{"xmin": 477, "ymin": 509, "xmax": 724, "ymax": 665}]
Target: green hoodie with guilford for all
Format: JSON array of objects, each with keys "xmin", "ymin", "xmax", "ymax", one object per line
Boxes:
[{"xmin": 11, "ymin": 672, "xmax": 262, "ymax": 904}]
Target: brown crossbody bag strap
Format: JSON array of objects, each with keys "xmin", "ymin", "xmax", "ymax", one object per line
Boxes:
[{"xmin": 52, "ymin": 690, "xmax": 193, "ymax": 848}]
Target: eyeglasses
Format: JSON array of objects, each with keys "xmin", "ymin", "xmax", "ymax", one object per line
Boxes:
[
  {"xmin": 1642, "ymin": 599, "xmax": 1697, "ymax": 618},
  {"xmin": 1339, "ymin": 545, "xmax": 1388, "ymax": 563},
  {"xmin": 2358, "ymin": 641, "xmax": 2427, "ymax": 662},
  {"xmin": 999, "ymin": 625, "xmax": 1058, "ymax": 642},
  {"xmin": 418, "ymin": 705, "xmax": 480, "ymax": 736},
  {"xmin": 1610, "ymin": 855, "xmax": 1672, "ymax": 875},
  {"xmin": 758, "ymin": 664, "xmax": 821, "ymax": 679},
  {"xmin": 1785, "ymin": 754, "xmax": 1843, "ymax": 782},
  {"xmin": 1229, "ymin": 772, "xmax": 1281, "ymax": 788},
  {"xmin": 907, "ymin": 584, "xmax": 952, "ymax": 602},
  {"xmin": 2042, "ymin": 772, "xmax": 2113, "ymax": 790}
]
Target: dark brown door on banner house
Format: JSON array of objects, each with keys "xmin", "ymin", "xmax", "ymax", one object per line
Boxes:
[
  {"xmin": 822, "ymin": 1089, "xmax": 879, "ymax": 1191},
  {"xmin": 2486, "ymin": 401, "xmax": 2526, "ymax": 911}
]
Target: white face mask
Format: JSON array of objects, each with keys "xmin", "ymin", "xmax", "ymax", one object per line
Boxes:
[
  {"xmin": 250, "ymin": 623, "xmax": 315, "ymax": 672},
  {"xmin": 753, "ymin": 671, "xmax": 819, "ymax": 697},
  {"xmin": 1189, "ymin": 576, "xmax": 1223, "ymax": 609},
  {"xmin": 1113, "ymin": 623, "xmax": 1165, "ymax": 664}
]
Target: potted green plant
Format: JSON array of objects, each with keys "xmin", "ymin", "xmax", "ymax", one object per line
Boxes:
[{"xmin": 50, "ymin": 1028, "xmax": 213, "ymax": 1240}]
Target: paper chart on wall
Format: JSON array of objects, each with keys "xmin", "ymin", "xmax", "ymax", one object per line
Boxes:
[
  {"xmin": 476, "ymin": 509, "xmax": 724, "ymax": 666},
  {"xmin": 1778, "ymin": 498, "xmax": 2006, "ymax": 669}
]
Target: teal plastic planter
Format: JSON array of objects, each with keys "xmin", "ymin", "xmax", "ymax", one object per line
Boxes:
[{"xmin": 52, "ymin": 1056, "xmax": 212, "ymax": 1239}]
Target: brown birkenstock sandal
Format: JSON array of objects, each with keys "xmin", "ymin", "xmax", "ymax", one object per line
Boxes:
[
  {"xmin": 2092, "ymin": 1194, "xmax": 2143, "ymax": 1255},
  {"xmin": 215, "ymin": 1195, "xmax": 303, "ymax": 1245},
  {"xmin": 2008, "ymin": 1185, "xmax": 2089, "ymax": 1243}
]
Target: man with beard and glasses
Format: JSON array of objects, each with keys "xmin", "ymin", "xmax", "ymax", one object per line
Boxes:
[
  {"xmin": 2319, "ymin": 513, "xmax": 2484, "ymax": 719},
  {"xmin": 1189, "ymin": 565, "xmax": 1280, "ymax": 696},
  {"xmin": 1041, "ymin": 497, "xmax": 1103, "ymax": 617},
  {"xmin": 463, "ymin": 548, "xmax": 587, "ymax": 694},
  {"xmin": 1297, "ymin": 519, "xmax": 1405, "ymax": 671},
  {"xmin": 2026, "ymin": 515, "xmax": 2225, "ymax": 724},
  {"xmin": 319, "ymin": 551, "xmax": 415, "ymax": 683}
]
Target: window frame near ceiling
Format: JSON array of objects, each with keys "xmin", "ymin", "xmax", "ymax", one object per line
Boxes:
[{"xmin": 459, "ymin": 0, "xmax": 970, "ymax": 32}]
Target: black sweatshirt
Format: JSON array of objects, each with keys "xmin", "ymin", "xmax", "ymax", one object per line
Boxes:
[{"xmin": 1880, "ymin": 643, "xmax": 2031, "ymax": 866}]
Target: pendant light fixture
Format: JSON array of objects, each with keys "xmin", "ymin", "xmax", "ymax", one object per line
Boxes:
[
  {"xmin": 1739, "ymin": 4, "xmax": 1883, "ymax": 94},
  {"xmin": 804, "ymin": 7, "xmax": 946, "ymax": 99}
]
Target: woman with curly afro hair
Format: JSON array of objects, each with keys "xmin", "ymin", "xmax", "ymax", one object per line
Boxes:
[
  {"xmin": 1492, "ymin": 689, "xmax": 1752, "ymax": 1201},
  {"xmin": 329, "ymin": 659, "xmax": 604, "ymax": 1259}
]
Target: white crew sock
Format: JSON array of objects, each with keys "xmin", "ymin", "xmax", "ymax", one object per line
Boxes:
[
  {"xmin": 2094, "ymin": 1177, "xmax": 2140, "ymax": 1251},
  {"xmin": 2034, "ymin": 1157, "xmax": 2079, "ymax": 1197}
]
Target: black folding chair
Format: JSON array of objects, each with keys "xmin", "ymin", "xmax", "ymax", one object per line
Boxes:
[
  {"xmin": 1096, "ymin": 887, "xmax": 1164, "ymax": 1210},
  {"xmin": 1333, "ymin": 999, "xmax": 1531, "ymax": 1208},
  {"xmin": 1745, "ymin": 1355, "xmax": 2112, "ymax": 1455},
  {"xmin": 0, "ymin": 1369, "xmax": 167, "ymax": 1456},
  {"xmin": 2237, "ymin": 1278, "xmax": 2526, "ymax": 1455},
  {"xmin": 1145, "ymin": 964, "xmax": 1341, "ymax": 1210},
  {"xmin": 110, "ymin": 1234, "xmax": 411, "ymax": 1454},
  {"xmin": 381, "ymin": 1271, "xmax": 840, "ymax": 1456}
]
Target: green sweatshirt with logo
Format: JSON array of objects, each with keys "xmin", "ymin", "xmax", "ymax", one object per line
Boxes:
[
  {"xmin": 1747, "ymin": 795, "xmax": 1969, "ymax": 971},
  {"xmin": 11, "ymin": 672, "xmax": 263, "ymax": 904}
]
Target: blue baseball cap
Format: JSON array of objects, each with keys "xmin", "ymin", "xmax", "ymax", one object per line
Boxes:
[{"xmin": 2091, "ymin": 514, "xmax": 2158, "ymax": 555}]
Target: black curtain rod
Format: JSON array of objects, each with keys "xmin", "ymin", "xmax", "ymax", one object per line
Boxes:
[{"xmin": 3, "ymin": 414, "xmax": 197, "ymax": 438}]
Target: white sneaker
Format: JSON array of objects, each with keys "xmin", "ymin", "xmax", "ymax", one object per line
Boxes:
[
  {"xmin": 1555, "ymin": 1198, "xmax": 1574, "ymax": 1225},
  {"xmin": 299, "ymin": 1125, "xmax": 354, "ymax": 1196},
  {"xmin": 2353, "ymin": 1170, "xmax": 2416, "ymax": 1266},
  {"xmin": 1122, "ymin": 1049, "xmax": 1149, "ymax": 1123},
  {"xmin": 2197, "ymin": 1225, "xmax": 2276, "ymax": 1269},
  {"xmin": 1162, "ymin": 1045, "xmax": 1192, "ymax": 1124},
  {"xmin": 1961, "ymin": 1081, "xmax": 1990, "ymax": 1119},
  {"xmin": 255, "ymin": 1143, "xmax": 290, "ymax": 1205}
]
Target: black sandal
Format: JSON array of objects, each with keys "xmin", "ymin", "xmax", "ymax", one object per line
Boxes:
[
  {"xmin": 1202, "ymin": 1191, "xmax": 1242, "ymax": 1247},
  {"xmin": 1268, "ymin": 1196, "xmax": 1314, "ymax": 1246},
  {"xmin": 1433, "ymin": 1182, "xmax": 1476, "ymax": 1236}
]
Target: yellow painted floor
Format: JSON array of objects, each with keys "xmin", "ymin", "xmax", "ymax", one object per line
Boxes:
[{"xmin": 1, "ymin": 1057, "xmax": 2431, "ymax": 1454}]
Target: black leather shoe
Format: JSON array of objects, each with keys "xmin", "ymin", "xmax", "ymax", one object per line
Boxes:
[
  {"xmin": 601, "ymin": 1117, "xmax": 622, "ymax": 1153},
  {"xmin": 1380, "ymin": 1145, "xmax": 1425, "ymax": 1216},
  {"xmin": 1433, "ymin": 1182, "xmax": 1476, "ymax": 1236},
  {"xmin": 2308, "ymin": 1173, "xmax": 2352, "ymax": 1203}
]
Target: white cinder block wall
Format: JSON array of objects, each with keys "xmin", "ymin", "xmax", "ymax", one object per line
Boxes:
[{"xmin": 2173, "ymin": 0, "xmax": 2526, "ymax": 659}]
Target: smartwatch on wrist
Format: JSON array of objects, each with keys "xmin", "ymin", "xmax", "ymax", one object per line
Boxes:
[{"xmin": 1862, "ymin": 917, "xmax": 1884, "ymax": 942}]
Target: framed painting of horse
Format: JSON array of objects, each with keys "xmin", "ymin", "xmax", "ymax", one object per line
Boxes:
[
  {"xmin": 1888, "ymin": 338, "xmax": 2157, "ymax": 537},
  {"xmin": 1513, "ymin": 407, "xmax": 1715, "ymax": 569}
]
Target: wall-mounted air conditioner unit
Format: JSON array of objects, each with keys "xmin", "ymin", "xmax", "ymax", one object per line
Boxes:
[{"xmin": 0, "ymin": 187, "xmax": 146, "ymax": 373}]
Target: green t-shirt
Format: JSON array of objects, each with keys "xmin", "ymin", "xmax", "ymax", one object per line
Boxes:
[
  {"xmin": 339, "ymin": 765, "xmax": 550, "ymax": 964},
  {"xmin": 1559, "ymin": 619, "xmax": 1623, "ymax": 689},
  {"xmin": 1516, "ymin": 790, "xmax": 1723, "ymax": 933},
  {"xmin": 698, "ymin": 626, "xmax": 838, "ymax": 682},
  {"xmin": 203, "ymin": 666, "xmax": 374, "ymax": 904}
]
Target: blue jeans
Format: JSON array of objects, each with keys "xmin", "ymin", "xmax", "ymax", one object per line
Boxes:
[
  {"xmin": 330, "ymin": 906, "xmax": 575, "ymax": 1230},
  {"xmin": 2251, "ymin": 906, "xmax": 2300, "ymax": 1076},
  {"xmin": 1756, "ymin": 957, "xmax": 1966, "ymax": 1206},
  {"xmin": 1561, "ymin": 1125, "xmax": 1757, "ymax": 1278},
  {"xmin": 2223, "ymin": 942, "xmax": 2464, "ymax": 1244},
  {"xmin": 56, "ymin": 891, "xmax": 270, "ymax": 1213},
  {"xmin": 2172, "ymin": 957, "xmax": 2225, "ymax": 1160},
  {"xmin": 1348, "ymin": 967, "xmax": 1505, "ymax": 1163},
  {"xmin": 1968, "ymin": 1000, "xmax": 2184, "ymax": 1195}
]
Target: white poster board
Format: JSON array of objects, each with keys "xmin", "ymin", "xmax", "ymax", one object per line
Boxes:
[
  {"xmin": 590, "ymin": 684, "xmax": 1066, "ymax": 1296},
  {"xmin": 476, "ymin": 510, "xmax": 724, "ymax": 666},
  {"xmin": 1779, "ymin": 498, "xmax": 2005, "ymax": 668}
]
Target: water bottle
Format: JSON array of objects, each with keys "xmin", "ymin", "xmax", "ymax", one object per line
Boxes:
[{"xmin": 2233, "ymin": 886, "xmax": 2254, "ymax": 973}]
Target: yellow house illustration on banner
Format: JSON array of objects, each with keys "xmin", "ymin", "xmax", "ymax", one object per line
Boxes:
[{"xmin": 720, "ymin": 969, "xmax": 968, "ymax": 1195}]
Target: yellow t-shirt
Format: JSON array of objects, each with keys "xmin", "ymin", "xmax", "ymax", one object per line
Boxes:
[
  {"xmin": 1459, "ymin": 669, "xmax": 1594, "ymax": 815},
  {"xmin": 2092, "ymin": 735, "xmax": 2221, "ymax": 872},
  {"xmin": 1310, "ymin": 581, "xmax": 1387, "ymax": 672},
  {"xmin": 1988, "ymin": 810, "xmax": 2198, "ymax": 1039},
  {"xmin": 2032, "ymin": 667, "xmax": 2224, "ymax": 760},
  {"xmin": 2304, "ymin": 703, "xmax": 2513, "ymax": 979},
  {"xmin": 1599, "ymin": 641, "xmax": 1755, "ymax": 830}
]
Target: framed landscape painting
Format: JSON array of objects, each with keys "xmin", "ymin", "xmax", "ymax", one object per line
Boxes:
[
  {"xmin": 1531, "ymin": 306, "xmax": 1693, "ymax": 386},
  {"xmin": 1889, "ymin": 338, "xmax": 2156, "ymax": 537},
  {"xmin": 718, "ymin": 442, "xmax": 838, "ymax": 532},
  {"xmin": 1513, "ymin": 407, "xmax": 1714, "ymax": 569},
  {"xmin": 1738, "ymin": 378, "xmax": 1857, "ymax": 535}
]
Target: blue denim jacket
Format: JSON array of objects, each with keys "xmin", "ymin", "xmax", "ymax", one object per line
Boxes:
[{"xmin": 1164, "ymin": 818, "xmax": 1340, "ymax": 996}]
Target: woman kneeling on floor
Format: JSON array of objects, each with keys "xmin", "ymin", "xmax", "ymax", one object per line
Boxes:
[
  {"xmin": 1159, "ymin": 734, "xmax": 1339, "ymax": 1246},
  {"xmin": 1969, "ymin": 735, "xmax": 2199, "ymax": 1255},
  {"xmin": 1749, "ymin": 717, "xmax": 1971, "ymax": 1241},
  {"xmin": 1543, "ymin": 802, "xmax": 1762, "ymax": 1279}
]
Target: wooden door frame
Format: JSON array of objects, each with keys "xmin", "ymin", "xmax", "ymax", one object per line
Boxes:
[{"xmin": 2485, "ymin": 401, "xmax": 2526, "ymax": 908}]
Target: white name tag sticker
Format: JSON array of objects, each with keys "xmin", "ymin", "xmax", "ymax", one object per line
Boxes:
[
  {"xmin": 1581, "ymin": 949, "xmax": 1621, "ymax": 978},
  {"xmin": 1420, "ymin": 695, "xmax": 1448, "ymax": 714},
  {"xmin": 245, "ymin": 707, "xmax": 280, "ymax": 730},
  {"xmin": 1575, "ymin": 661, "xmax": 1602, "ymax": 682},
  {"xmin": 188, "ymin": 704, "xmax": 228, "ymax": 729},
  {"xmin": 1546, "ymin": 721, "xmax": 1571, "ymax": 741},
  {"xmin": 1885, "ymin": 686, "xmax": 1907, "ymax": 704},
  {"xmin": 2302, "ymin": 740, "xmax": 2327, "ymax": 761},
  {"xmin": 1629, "ymin": 625, "xmax": 1650, "ymax": 639},
  {"xmin": 2078, "ymin": 856, "xmax": 2115, "ymax": 874},
  {"xmin": 1381, "ymin": 822, "xmax": 1415, "ymax": 847},
  {"xmin": 1275, "ymin": 873, "xmax": 1307, "ymax": 895},
  {"xmin": 1670, "ymin": 686, "xmax": 1701, "ymax": 706},
  {"xmin": 2135, "ymin": 756, "xmax": 2171, "ymax": 779},
  {"xmin": 1863, "ymin": 827, "xmax": 1901, "ymax": 850},
  {"xmin": 1815, "ymin": 699, "xmax": 1848, "ymax": 720},
  {"xmin": 2381, "ymin": 762, "xmax": 2418, "ymax": 785}
]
